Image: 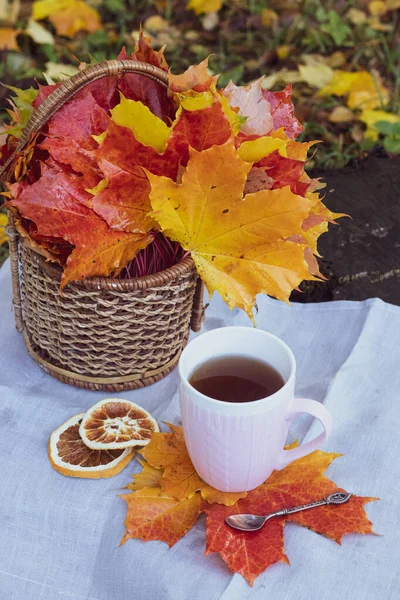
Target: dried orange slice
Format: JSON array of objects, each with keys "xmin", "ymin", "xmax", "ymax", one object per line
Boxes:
[
  {"xmin": 79, "ymin": 398, "xmax": 159, "ymax": 450},
  {"xmin": 49, "ymin": 414, "xmax": 135, "ymax": 478}
]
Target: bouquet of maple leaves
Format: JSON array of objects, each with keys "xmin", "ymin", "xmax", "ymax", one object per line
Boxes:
[{"xmin": 2, "ymin": 34, "xmax": 340, "ymax": 319}]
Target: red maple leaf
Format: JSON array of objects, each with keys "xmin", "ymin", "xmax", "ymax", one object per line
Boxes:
[
  {"xmin": 122, "ymin": 427, "xmax": 377, "ymax": 586},
  {"xmin": 263, "ymin": 85, "xmax": 304, "ymax": 140},
  {"xmin": 39, "ymin": 91, "xmax": 108, "ymax": 187},
  {"xmin": 7, "ymin": 162, "xmax": 151, "ymax": 288}
]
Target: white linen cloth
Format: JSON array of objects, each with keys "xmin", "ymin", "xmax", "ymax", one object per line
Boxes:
[{"xmin": 0, "ymin": 259, "xmax": 397, "ymax": 600}]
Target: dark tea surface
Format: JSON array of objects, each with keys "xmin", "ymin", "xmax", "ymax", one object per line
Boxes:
[{"xmin": 188, "ymin": 355, "xmax": 284, "ymax": 403}]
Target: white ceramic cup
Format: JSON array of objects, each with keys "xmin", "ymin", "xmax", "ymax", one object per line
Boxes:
[{"xmin": 179, "ymin": 326, "xmax": 332, "ymax": 492}]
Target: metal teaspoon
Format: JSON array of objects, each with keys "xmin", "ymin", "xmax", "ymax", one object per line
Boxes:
[{"xmin": 225, "ymin": 491, "xmax": 352, "ymax": 532}]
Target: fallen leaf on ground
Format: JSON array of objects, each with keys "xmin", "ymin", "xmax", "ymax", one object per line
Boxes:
[
  {"xmin": 329, "ymin": 106, "xmax": 355, "ymax": 123},
  {"xmin": 260, "ymin": 8, "xmax": 278, "ymax": 28},
  {"xmin": 0, "ymin": 27, "xmax": 19, "ymax": 50},
  {"xmin": 143, "ymin": 15, "xmax": 169, "ymax": 33},
  {"xmin": 298, "ymin": 55, "xmax": 334, "ymax": 89},
  {"xmin": 33, "ymin": 0, "xmax": 102, "ymax": 38},
  {"xmin": 276, "ymin": 45, "xmax": 292, "ymax": 60},
  {"xmin": 202, "ymin": 11, "xmax": 219, "ymax": 31},
  {"xmin": 359, "ymin": 108, "xmax": 400, "ymax": 139},
  {"xmin": 368, "ymin": 0, "xmax": 387, "ymax": 15},
  {"xmin": 368, "ymin": 15, "xmax": 393, "ymax": 30},
  {"xmin": 319, "ymin": 70, "xmax": 389, "ymax": 110},
  {"xmin": 0, "ymin": 0, "xmax": 20, "ymax": 23},
  {"xmin": 122, "ymin": 425, "xmax": 377, "ymax": 585},
  {"xmin": 347, "ymin": 7, "xmax": 368, "ymax": 24},
  {"xmin": 187, "ymin": 0, "xmax": 222, "ymax": 16},
  {"xmin": 325, "ymin": 51, "xmax": 347, "ymax": 68},
  {"xmin": 25, "ymin": 19, "xmax": 55, "ymax": 45}
]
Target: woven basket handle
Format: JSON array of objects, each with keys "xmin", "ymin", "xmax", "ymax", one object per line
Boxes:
[
  {"xmin": 2, "ymin": 59, "xmax": 205, "ymax": 332},
  {"xmin": 0, "ymin": 59, "xmax": 169, "ymax": 179}
]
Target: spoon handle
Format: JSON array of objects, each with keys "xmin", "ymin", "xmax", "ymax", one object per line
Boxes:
[{"xmin": 272, "ymin": 492, "xmax": 352, "ymax": 518}]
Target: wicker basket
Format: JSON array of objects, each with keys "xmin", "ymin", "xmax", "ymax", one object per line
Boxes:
[{"xmin": 3, "ymin": 60, "xmax": 205, "ymax": 391}]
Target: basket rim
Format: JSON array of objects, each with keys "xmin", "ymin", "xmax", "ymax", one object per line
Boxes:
[{"xmin": 20, "ymin": 237, "xmax": 197, "ymax": 292}]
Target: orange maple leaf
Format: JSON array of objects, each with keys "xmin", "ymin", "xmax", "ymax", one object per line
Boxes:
[
  {"xmin": 122, "ymin": 426, "xmax": 377, "ymax": 585},
  {"xmin": 132, "ymin": 31, "xmax": 169, "ymax": 71},
  {"xmin": 169, "ymin": 57, "xmax": 218, "ymax": 93},
  {"xmin": 121, "ymin": 486, "xmax": 201, "ymax": 547}
]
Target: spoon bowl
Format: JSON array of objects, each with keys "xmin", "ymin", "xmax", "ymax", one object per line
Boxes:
[{"xmin": 225, "ymin": 514, "xmax": 268, "ymax": 531}]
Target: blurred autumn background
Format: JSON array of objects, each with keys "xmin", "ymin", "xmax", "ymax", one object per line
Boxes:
[{"xmin": 1, "ymin": 0, "xmax": 400, "ymax": 291}]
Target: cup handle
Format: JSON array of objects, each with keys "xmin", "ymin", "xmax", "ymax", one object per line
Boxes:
[{"xmin": 276, "ymin": 398, "xmax": 333, "ymax": 470}]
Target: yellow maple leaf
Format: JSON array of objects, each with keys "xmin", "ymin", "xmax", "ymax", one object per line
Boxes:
[
  {"xmin": 0, "ymin": 213, "xmax": 8, "ymax": 246},
  {"xmin": 238, "ymin": 136, "xmax": 288, "ymax": 162},
  {"xmin": 33, "ymin": 0, "xmax": 101, "ymax": 38},
  {"xmin": 359, "ymin": 109, "xmax": 400, "ymax": 140},
  {"xmin": 177, "ymin": 90, "xmax": 215, "ymax": 111},
  {"xmin": 200, "ymin": 484, "xmax": 246, "ymax": 506},
  {"xmin": 141, "ymin": 424, "xmax": 203, "ymax": 500},
  {"xmin": 187, "ymin": 0, "xmax": 222, "ymax": 16},
  {"xmin": 126, "ymin": 459, "xmax": 163, "ymax": 491},
  {"xmin": 111, "ymin": 95, "xmax": 172, "ymax": 153},
  {"xmin": 319, "ymin": 70, "xmax": 389, "ymax": 110},
  {"xmin": 264, "ymin": 129, "xmax": 319, "ymax": 162},
  {"xmin": 140, "ymin": 425, "xmax": 247, "ymax": 505},
  {"xmin": 148, "ymin": 140, "xmax": 317, "ymax": 319}
]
